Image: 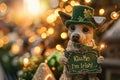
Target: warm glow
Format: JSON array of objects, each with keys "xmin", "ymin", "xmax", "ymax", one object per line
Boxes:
[
  {"xmin": 47, "ymin": 27, "xmax": 54, "ymax": 35},
  {"xmin": 62, "ymin": 0, "xmax": 68, "ymax": 2},
  {"xmin": 2, "ymin": 36, "xmax": 9, "ymax": 44},
  {"xmin": 11, "ymin": 44, "xmax": 20, "ymax": 54},
  {"xmin": 111, "ymin": 11, "xmax": 119, "ymax": 20},
  {"xmin": 28, "ymin": 36, "xmax": 36, "ymax": 43},
  {"xmin": 56, "ymin": 44, "xmax": 64, "ymax": 51},
  {"xmin": 99, "ymin": 9, "xmax": 105, "ymax": 15},
  {"xmin": 0, "ymin": 2, "xmax": 7, "ymax": 13},
  {"xmin": 47, "ymin": 14, "xmax": 57, "ymax": 24},
  {"xmin": 37, "ymin": 27, "xmax": 47, "ymax": 35},
  {"xmin": 99, "ymin": 43, "xmax": 106, "ymax": 50},
  {"xmin": 54, "ymin": 8, "xmax": 61, "ymax": 17},
  {"xmin": 70, "ymin": 1, "xmax": 76, "ymax": 6},
  {"xmin": 45, "ymin": 59, "xmax": 48, "ymax": 63},
  {"xmin": 24, "ymin": 0, "xmax": 48, "ymax": 16},
  {"xmin": 75, "ymin": 2, "xmax": 80, "ymax": 6},
  {"xmin": 65, "ymin": 5, "xmax": 72, "ymax": 13},
  {"xmin": 85, "ymin": 0, "xmax": 92, "ymax": 3},
  {"xmin": 0, "ymin": 39, "xmax": 4, "ymax": 48},
  {"xmin": 33, "ymin": 46, "xmax": 41, "ymax": 54},
  {"xmin": 52, "ymin": 67, "xmax": 56, "ymax": 71},
  {"xmin": 41, "ymin": 32, "xmax": 47, "ymax": 39},
  {"xmin": 61, "ymin": 32, "xmax": 68, "ymax": 39},
  {"xmin": 23, "ymin": 58, "xmax": 29, "ymax": 66}
]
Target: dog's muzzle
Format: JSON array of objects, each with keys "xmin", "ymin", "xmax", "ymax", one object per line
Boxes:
[{"xmin": 72, "ymin": 33, "xmax": 80, "ymax": 42}]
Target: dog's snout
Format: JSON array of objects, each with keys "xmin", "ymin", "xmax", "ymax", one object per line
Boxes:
[{"xmin": 72, "ymin": 34, "xmax": 80, "ymax": 42}]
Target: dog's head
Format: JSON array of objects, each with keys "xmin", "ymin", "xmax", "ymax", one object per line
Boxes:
[
  {"xmin": 59, "ymin": 10, "xmax": 105, "ymax": 46},
  {"xmin": 68, "ymin": 24, "xmax": 94, "ymax": 44}
]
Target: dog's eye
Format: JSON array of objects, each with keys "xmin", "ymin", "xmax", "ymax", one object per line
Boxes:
[
  {"xmin": 83, "ymin": 27, "xmax": 89, "ymax": 33},
  {"xmin": 70, "ymin": 25, "xmax": 75, "ymax": 31}
]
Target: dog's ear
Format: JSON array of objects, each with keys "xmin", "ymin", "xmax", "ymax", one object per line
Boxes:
[{"xmin": 58, "ymin": 11, "xmax": 71, "ymax": 25}]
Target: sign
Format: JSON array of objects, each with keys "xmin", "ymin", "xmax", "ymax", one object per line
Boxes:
[{"xmin": 65, "ymin": 50, "xmax": 102, "ymax": 74}]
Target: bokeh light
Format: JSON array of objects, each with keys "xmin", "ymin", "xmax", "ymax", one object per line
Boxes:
[
  {"xmin": 47, "ymin": 27, "xmax": 54, "ymax": 35},
  {"xmin": 0, "ymin": 2, "xmax": 7, "ymax": 13},
  {"xmin": 56, "ymin": 44, "xmax": 64, "ymax": 51},
  {"xmin": 65, "ymin": 5, "xmax": 72, "ymax": 13},
  {"xmin": 11, "ymin": 44, "xmax": 20, "ymax": 54},
  {"xmin": 85, "ymin": 0, "xmax": 92, "ymax": 3},
  {"xmin": 99, "ymin": 8, "xmax": 105, "ymax": 15},
  {"xmin": 23, "ymin": 57, "xmax": 29, "ymax": 66},
  {"xmin": 111, "ymin": 11, "xmax": 119, "ymax": 20},
  {"xmin": 41, "ymin": 32, "xmax": 47, "ymax": 39},
  {"xmin": 61, "ymin": 32, "xmax": 68, "ymax": 39},
  {"xmin": 47, "ymin": 14, "xmax": 57, "ymax": 24}
]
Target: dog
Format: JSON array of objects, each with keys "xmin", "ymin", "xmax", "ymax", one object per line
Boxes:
[{"xmin": 59, "ymin": 6, "xmax": 104, "ymax": 80}]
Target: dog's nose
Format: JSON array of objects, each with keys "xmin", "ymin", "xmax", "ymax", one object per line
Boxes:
[{"xmin": 72, "ymin": 34, "xmax": 80, "ymax": 42}]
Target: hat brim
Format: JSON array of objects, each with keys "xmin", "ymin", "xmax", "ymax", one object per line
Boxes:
[{"xmin": 65, "ymin": 20, "xmax": 96, "ymax": 28}]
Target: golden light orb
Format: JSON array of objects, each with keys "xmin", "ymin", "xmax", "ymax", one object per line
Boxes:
[
  {"xmin": 11, "ymin": 44, "xmax": 20, "ymax": 54},
  {"xmin": 111, "ymin": 11, "xmax": 119, "ymax": 20},
  {"xmin": 61, "ymin": 32, "xmax": 68, "ymax": 39},
  {"xmin": 65, "ymin": 5, "xmax": 72, "ymax": 13},
  {"xmin": 85, "ymin": 0, "xmax": 92, "ymax": 3},
  {"xmin": 28, "ymin": 36, "xmax": 36, "ymax": 43},
  {"xmin": 47, "ymin": 14, "xmax": 57, "ymax": 24},
  {"xmin": 23, "ymin": 57, "xmax": 29, "ymax": 66},
  {"xmin": 99, "ymin": 43, "xmax": 106, "ymax": 50},
  {"xmin": 33, "ymin": 46, "xmax": 41, "ymax": 54},
  {"xmin": 70, "ymin": 0, "xmax": 76, "ymax": 6},
  {"xmin": 41, "ymin": 32, "xmax": 47, "ymax": 39},
  {"xmin": 47, "ymin": 27, "xmax": 54, "ymax": 35},
  {"xmin": 99, "ymin": 9, "xmax": 105, "ymax": 15},
  {"xmin": 56, "ymin": 44, "xmax": 64, "ymax": 51},
  {"xmin": 52, "ymin": 67, "xmax": 56, "ymax": 71},
  {"xmin": 0, "ymin": 2, "xmax": 7, "ymax": 13},
  {"xmin": 2, "ymin": 36, "xmax": 9, "ymax": 44}
]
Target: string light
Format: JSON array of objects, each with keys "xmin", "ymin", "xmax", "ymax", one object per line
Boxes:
[
  {"xmin": 99, "ymin": 9, "xmax": 105, "ymax": 15},
  {"xmin": 0, "ymin": 2, "xmax": 7, "ymax": 13},
  {"xmin": 11, "ymin": 44, "xmax": 20, "ymax": 54},
  {"xmin": 41, "ymin": 32, "xmax": 47, "ymax": 39},
  {"xmin": 28, "ymin": 36, "xmax": 36, "ymax": 43},
  {"xmin": 61, "ymin": 32, "xmax": 68, "ymax": 39},
  {"xmin": 65, "ymin": 5, "xmax": 72, "ymax": 13},
  {"xmin": 85, "ymin": 0, "xmax": 92, "ymax": 3},
  {"xmin": 99, "ymin": 43, "xmax": 106, "ymax": 50},
  {"xmin": 56, "ymin": 44, "xmax": 64, "ymax": 51},
  {"xmin": 47, "ymin": 27, "xmax": 54, "ymax": 35},
  {"xmin": 2, "ymin": 36, "xmax": 9, "ymax": 44},
  {"xmin": 70, "ymin": 0, "xmax": 76, "ymax": 6},
  {"xmin": 111, "ymin": 11, "xmax": 119, "ymax": 20},
  {"xmin": 51, "ymin": 67, "xmax": 56, "ymax": 71},
  {"xmin": 23, "ymin": 57, "xmax": 29, "ymax": 66},
  {"xmin": 33, "ymin": 46, "xmax": 41, "ymax": 55},
  {"xmin": 47, "ymin": 14, "xmax": 57, "ymax": 24}
]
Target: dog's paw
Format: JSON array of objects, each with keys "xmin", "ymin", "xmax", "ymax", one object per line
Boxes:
[
  {"xmin": 59, "ymin": 55, "xmax": 68, "ymax": 65},
  {"xmin": 97, "ymin": 56, "xmax": 104, "ymax": 64}
]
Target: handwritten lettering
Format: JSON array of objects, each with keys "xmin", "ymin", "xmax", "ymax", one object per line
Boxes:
[{"xmin": 74, "ymin": 55, "xmax": 90, "ymax": 62}]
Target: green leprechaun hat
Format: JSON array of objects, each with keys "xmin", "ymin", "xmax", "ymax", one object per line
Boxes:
[{"xmin": 65, "ymin": 5, "xmax": 96, "ymax": 28}]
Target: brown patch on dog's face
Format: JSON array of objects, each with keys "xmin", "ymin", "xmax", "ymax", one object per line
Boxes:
[{"xmin": 68, "ymin": 24, "xmax": 94, "ymax": 45}]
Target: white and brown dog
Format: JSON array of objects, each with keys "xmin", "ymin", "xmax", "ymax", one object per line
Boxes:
[{"xmin": 59, "ymin": 6, "xmax": 105, "ymax": 80}]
